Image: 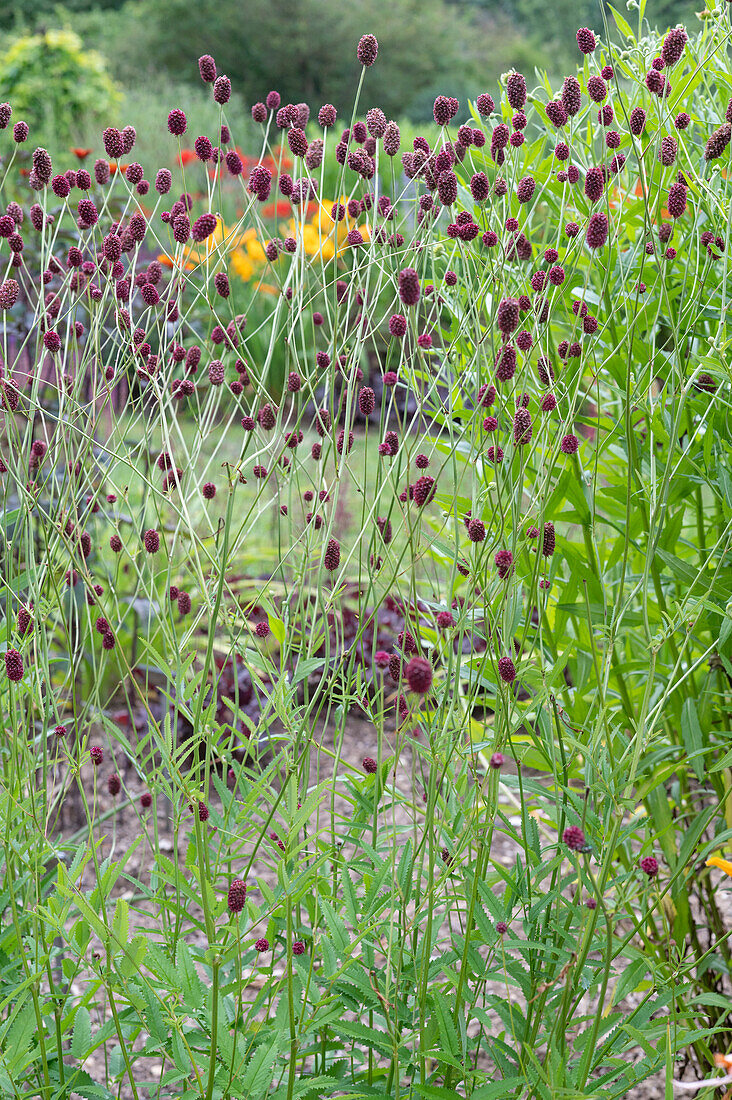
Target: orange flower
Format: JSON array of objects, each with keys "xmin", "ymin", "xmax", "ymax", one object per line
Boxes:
[
  {"xmin": 177, "ymin": 149, "xmax": 196, "ymax": 166},
  {"xmin": 261, "ymin": 201, "xmax": 292, "ymax": 219},
  {"xmin": 71, "ymin": 147, "xmax": 92, "ymax": 160},
  {"xmin": 156, "ymin": 252, "xmax": 196, "ymax": 271},
  {"xmin": 271, "ymin": 145, "xmax": 292, "ymax": 170}
]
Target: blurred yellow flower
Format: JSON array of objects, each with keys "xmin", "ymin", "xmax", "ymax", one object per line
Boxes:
[
  {"xmin": 229, "ymin": 249, "xmax": 254, "ymax": 282},
  {"xmin": 706, "ymin": 855, "xmax": 732, "ymax": 877},
  {"xmin": 160, "ymin": 200, "xmax": 368, "ymax": 287},
  {"xmin": 158, "ymin": 217, "xmax": 243, "ymax": 272}
]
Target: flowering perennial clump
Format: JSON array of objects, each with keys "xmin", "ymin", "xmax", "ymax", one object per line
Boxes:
[{"xmin": 0, "ymin": 20, "xmax": 729, "ymax": 1100}]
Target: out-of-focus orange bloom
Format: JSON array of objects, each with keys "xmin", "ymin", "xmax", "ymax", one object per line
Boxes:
[
  {"xmin": 177, "ymin": 149, "xmax": 196, "ymax": 166},
  {"xmin": 609, "ymin": 176, "xmax": 675, "ymax": 221},
  {"xmin": 609, "ymin": 177, "xmax": 644, "ymax": 210},
  {"xmin": 71, "ymin": 147, "xmax": 92, "ymax": 160},
  {"xmin": 271, "ymin": 144, "xmax": 291, "ymax": 167},
  {"xmin": 261, "ymin": 201, "xmax": 292, "ymax": 219}
]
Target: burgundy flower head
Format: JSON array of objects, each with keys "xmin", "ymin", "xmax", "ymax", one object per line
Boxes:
[
  {"xmin": 516, "ymin": 176, "xmax": 535, "ymax": 203},
  {"xmin": 576, "ymin": 27, "xmax": 596, "ymax": 53},
  {"xmin": 498, "ymin": 656, "xmax": 516, "ymax": 683},
  {"xmin": 513, "ymin": 408, "xmax": 532, "ymax": 446},
  {"xmin": 4, "ymin": 648, "xmax": 23, "ymax": 682},
  {"xmin": 398, "ymin": 267, "xmax": 420, "ymax": 307},
  {"xmin": 433, "ymin": 95, "xmax": 455, "ymax": 126},
  {"xmin": 495, "ymin": 550, "xmax": 514, "ymax": 578},
  {"xmin": 545, "ymin": 101, "xmax": 568, "ymax": 128},
  {"xmin": 468, "ymin": 518, "xmax": 485, "ymax": 542},
  {"xmin": 357, "ymin": 34, "xmax": 378, "ymax": 66},
  {"xmin": 542, "ymin": 522, "xmax": 556, "ymax": 557},
  {"xmin": 192, "ymin": 213, "xmax": 217, "ymax": 242},
  {"xmin": 704, "ymin": 123, "xmax": 731, "ymax": 162},
  {"xmin": 412, "ymin": 476, "xmax": 436, "ymax": 506},
  {"xmin": 586, "ymin": 75, "xmax": 607, "ymax": 103},
  {"xmin": 405, "ymin": 656, "xmax": 433, "ymax": 694},
  {"xmin": 198, "ymin": 54, "xmax": 216, "ymax": 82},
  {"xmin": 313, "ymin": 104, "xmax": 337, "ymax": 133},
  {"xmin": 668, "ymin": 182, "xmax": 687, "ymax": 219},
  {"xmin": 227, "ymin": 878, "xmax": 247, "ymax": 913},
  {"xmin": 585, "ymin": 166, "xmax": 604, "ymax": 202},
  {"xmin": 506, "ymin": 72, "xmax": 527, "ymax": 110},
  {"xmin": 143, "ymin": 528, "xmax": 160, "ymax": 553},
  {"xmin": 586, "ymin": 212, "xmax": 608, "ymax": 249},
  {"xmin": 640, "ymin": 856, "xmax": 659, "ymax": 878},
  {"xmin": 324, "ymin": 539, "xmax": 341, "ymax": 572},
  {"xmin": 213, "ymin": 75, "xmax": 231, "ymax": 104},
  {"xmin": 167, "ymin": 109, "xmax": 187, "ymax": 137},
  {"xmin": 661, "ymin": 27, "xmax": 687, "ymax": 66},
  {"xmin": 562, "ymin": 76, "xmax": 581, "ymax": 116},
  {"xmin": 563, "ymin": 825, "xmax": 586, "ymax": 850},
  {"xmin": 497, "ymin": 298, "xmax": 520, "ymax": 337}
]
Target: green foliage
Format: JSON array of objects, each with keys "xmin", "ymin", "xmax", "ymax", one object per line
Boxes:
[
  {"xmin": 0, "ymin": 28, "xmax": 120, "ymax": 143},
  {"xmin": 73, "ymin": 0, "xmax": 545, "ymax": 121}
]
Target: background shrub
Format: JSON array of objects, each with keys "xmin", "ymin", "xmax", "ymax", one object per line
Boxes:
[{"xmin": 0, "ymin": 28, "xmax": 120, "ymax": 143}]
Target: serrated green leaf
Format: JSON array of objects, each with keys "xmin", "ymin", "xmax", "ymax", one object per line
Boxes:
[
  {"xmin": 241, "ymin": 1030, "xmax": 283, "ymax": 1095},
  {"xmin": 70, "ymin": 1006, "xmax": 92, "ymax": 1061}
]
